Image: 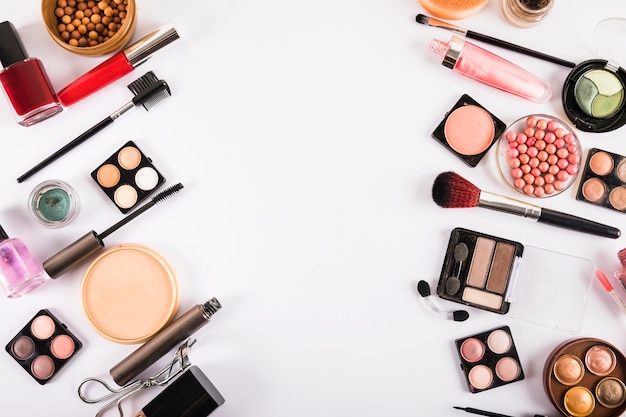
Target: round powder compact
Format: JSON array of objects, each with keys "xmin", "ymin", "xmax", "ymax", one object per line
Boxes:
[{"xmin": 81, "ymin": 244, "xmax": 179, "ymax": 344}]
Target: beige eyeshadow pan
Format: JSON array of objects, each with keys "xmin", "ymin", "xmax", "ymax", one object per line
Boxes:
[{"xmin": 466, "ymin": 237, "xmax": 495, "ymax": 288}]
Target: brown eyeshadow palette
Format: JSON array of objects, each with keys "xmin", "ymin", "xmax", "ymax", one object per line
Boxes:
[
  {"xmin": 5, "ymin": 309, "xmax": 82, "ymax": 385},
  {"xmin": 436, "ymin": 227, "xmax": 595, "ymax": 334},
  {"xmin": 432, "ymin": 94, "xmax": 506, "ymax": 168},
  {"xmin": 544, "ymin": 338, "xmax": 626, "ymax": 417},
  {"xmin": 436, "ymin": 227, "xmax": 523, "ymax": 315},
  {"xmin": 91, "ymin": 140, "xmax": 165, "ymax": 214},
  {"xmin": 576, "ymin": 148, "xmax": 626, "ymax": 213},
  {"xmin": 455, "ymin": 325, "xmax": 524, "ymax": 393}
]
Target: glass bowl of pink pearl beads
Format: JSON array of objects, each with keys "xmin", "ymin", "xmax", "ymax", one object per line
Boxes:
[{"xmin": 496, "ymin": 114, "xmax": 582, "ymax": 198}]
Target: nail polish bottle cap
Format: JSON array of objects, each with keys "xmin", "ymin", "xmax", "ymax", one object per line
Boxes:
[{"xmin": 0, "ymin": 21, "xmax": 29, "ymax": 69}]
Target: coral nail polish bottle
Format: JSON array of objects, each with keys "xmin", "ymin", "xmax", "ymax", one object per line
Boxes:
[
  {"xmin": 0, "ymin": 21, "xmax": 63, "ymax": 127},
  {"xmin": 0, "ymin": 224, "xmax": 47, "ymax": 298}
]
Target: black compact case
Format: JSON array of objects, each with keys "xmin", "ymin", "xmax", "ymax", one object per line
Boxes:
[
  {"xmin": 91, "ymin": 140, "xmax": 165, "ymax": 214},
  {"xmin": 431, "ymin": 94, "xmax": 506, "ymax": 167},
  {"xmin": 562, "ymin": 59, "xmax": 626, "ymax": 133},
  {"xmin": 436, "ymin": 227, "xmax": 523, "ymax": 315},
  {"xmin": 455, "ymin": 325, "xmax": 524, "ymax": 393},
  {"xmin": 5, "ymin": 309, "xmax": 82, "ymax": 385}
]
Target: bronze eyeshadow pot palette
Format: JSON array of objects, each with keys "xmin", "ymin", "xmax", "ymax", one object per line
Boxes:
[{"xmin": 544, "ymin": 338, "xmax": 626, "ymax": 417}]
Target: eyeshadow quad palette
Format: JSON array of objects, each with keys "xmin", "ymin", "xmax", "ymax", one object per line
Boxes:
[
  {"xmin": 436, "ymin": 228, "xmax": 595, "ymax": 333},
  {"xmin": 91, "ymin": 140, "xmax": 165, "ymax": 214},
  {"xmin": 544, "ymin": 338, "xmax": 626, "ymax": 417},
  {"xmin": 456, "ymin": 325, "xmax": 524, "ymax": 393},
  {"xmin": 576, "ymin": 147, "xmax": 626, "ymax": 213},
  {"xmin": 5, "ymin": 309, "xmax": 82, "ymax": 384}
]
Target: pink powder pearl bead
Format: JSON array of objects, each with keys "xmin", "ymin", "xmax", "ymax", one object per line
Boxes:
[
  {"xmin": 566, "ymin": 164, "xmax": 578, "ymax": 175},
  {"xmin": 556, "ymin": 148, "xmax": 569, "ymax": 159},
  {"xmin": 557, "ymin": 159, "xmax": 569, "ymax": 169},
  {"xmin": 544, "ymin": 173, "xmax": 555, "ymax": 184},
  {"xmin": 554, "ymin": 128, "xmax": 565, "ymax": 138},
  {"xmin": 530, "ymin": 167, "xmax": 541, "ymax": 177},
  {"xmin": 547, "ymin": 120, "xmax": 559, "ymax": 131},
  {"xmin": 524, "ymin": 127, "xmax": 535, "ymax": 137},
  {"xmin": 534, "ymin": 129, "xmax": 545, "ymax": 140},
  {"xmin": 544, "ymin": 183, "xmax": 555, "ymax": 194},
  {"xmin": 534, "ymin": 187, "xmax": 545, "ymax": 197},
  {"xmin": 521, "ymin": 164, "xmax": 531, "ymax": 174},
  {"xmin": 511, "ymin": 167, "xmax": 523, "ymax": 178},
  {"xmin": 529, "ymin": 158, "xmax": 539, "ymax": 168},
  {"xmin": 554, "ymin": 138, "xmax": 565, "ymax": 149},
  {"xmin": 534, "ymin": 176, "xmax": 545, "ymax": 186},
  {"xmin": 544, "ymin": 132, "xmax": 556, "ymax": 143},
  {"xmin": 568, "ymin": 153, "xmax": 580, "ymax": 164},
  {"xmin": 523, "ymin": 173, "xmax": 535, "ymax": 184},
  {"xmin": 514, "ymin": 178, "xmax": 525, "ymax": 189},
  {"xmin": 535, "ymin": 140, "xmax": 546, "ymax": 151},
  {"xmin": 537, "ymin": 150, "xmax": 548, "ymax": 162},
  {"xmin": 547, "ymin": 154, "xmax": 558, "ymax": 165},
  {"xmin": 519, "ymin": 154, "xmax": 530, "ymax": 164},
  {"xmin": 536, "ymin": 119, "xmax": 548, "ymax": 130},
  {"xmin": 527, "ymin": 147, "xmax": 538, "ymax": 158},
  {"xmin": 509, "ymin": 158, "xmax": 521, "ymax": 169},
  {"xmin": 564, "ymin": 133, "xmax": 575, "ymax": 144},
  {"xmin": 545, "ymin": 144, "xmax": 556, "ymax": 154},
  {"xmin": 548, "ymin": 164, "xmax": 560, "ymax": 175},
  {"xmin": 517, "ymin": 144, "xmax": 528, "ymax": 154},
  {"xmin": 516, "ymin": 133, "xmax": 528, "ymax": 144},
  {"xmin": 506, "ymin": 130, "xmax": 517, "ymax": 141},
  {"xmin": 557, "ymin": 170, "xmax": 569, "ymax": 181},
  {"xmin": 526, "ymin": 116, "xmax": 537, "ymax": 127},
  {"xmin": 538, "ymin": 161, "xmax": 549, "ymax": 172},
  {"xmin": 554, "ymin": 181, "xmax": 565, "ymax": 191},
  {"xmin": 523, "ymin": 184, "xmax": 535, "ymax": 195},
  {"xmin": 507, "ymin": 148, "xmax": 519, "ymax": 158}
]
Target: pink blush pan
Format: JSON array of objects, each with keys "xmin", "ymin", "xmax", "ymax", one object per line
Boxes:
[{"xmin": 432, "ymin": 94, "xmax": 505, "ymax": 167}]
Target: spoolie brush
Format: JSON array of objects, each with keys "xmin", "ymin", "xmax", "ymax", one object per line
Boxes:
[
  {"xmin": 432, "ymin": 171, "xmax": 621, "ymax": 239},
  {"xmin": 17, "ymin": 71, "xmax": 172, "ymax": 183},
  {"xmin": 417, "ymin": 280, "xmax": 469, "ymax": 322},
  {"xmin": 42, "ymin": 183, "xmax": 184, "ymax": 279}
]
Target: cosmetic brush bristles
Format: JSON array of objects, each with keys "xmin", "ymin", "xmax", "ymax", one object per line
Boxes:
[
  {"xmin": 432, "ymin": 171, "xmax": 621, "ymax": 239},
  {"xmin": 98, "ymin": 182, "xmax": 184, "ymax": 240}
]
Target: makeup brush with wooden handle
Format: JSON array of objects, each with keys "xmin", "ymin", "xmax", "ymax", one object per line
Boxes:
[{"xmin": 431, "ymin": 171, "xmax": 621, "ymax": 239}]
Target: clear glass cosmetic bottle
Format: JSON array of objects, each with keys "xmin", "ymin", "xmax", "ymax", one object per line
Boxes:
[
  {"xmin": 0, "ymin": 21, "xmax": 63, "ymax": 126},
  {"xmin": 0, "ymin": 224, "xmax": 47, "ymax": 298},
  {"xmin": 502, "ymin": 0, "xmax": 554, "ymax": 28},
  {"xmin": 429, "ymin": 35, "xmax": 552, "ymax": 103}
]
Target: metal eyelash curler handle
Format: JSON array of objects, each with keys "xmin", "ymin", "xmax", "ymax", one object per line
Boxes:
[{"xmin": 78, "ymin": 338, "xmax": 196, "ymax": 417}]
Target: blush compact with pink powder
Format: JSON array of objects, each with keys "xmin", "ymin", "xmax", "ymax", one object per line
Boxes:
[{"xmin": 431, "ymin": 94, "xmax": 506, "ymax": 167}]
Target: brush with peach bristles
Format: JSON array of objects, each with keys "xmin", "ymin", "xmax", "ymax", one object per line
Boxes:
[{"xmin": 431, "ymin": 171, "xmax": 621, "ymax": 239}]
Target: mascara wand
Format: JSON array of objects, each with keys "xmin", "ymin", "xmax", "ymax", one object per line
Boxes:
[
  {"xmin": 17, "ymin": 71, "xmax": 171, "ymax": 183},
  {"xmin": 42, "ymin": 183, "xmax": 183, "ymax": 279}
]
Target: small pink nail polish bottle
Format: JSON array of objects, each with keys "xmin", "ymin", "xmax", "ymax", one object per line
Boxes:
[
  {"xmin": 0, "ymin": 224, "xmax": 47, "ymax": 298},
  {"xmin": 0, "ymin": 21, "xmax": 63, "ymax": 127}
]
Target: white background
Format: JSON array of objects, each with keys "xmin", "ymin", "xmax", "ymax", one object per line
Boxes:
[{"xmin": 1, "ymin": 0, "xmax": 626, "ymax": 416}]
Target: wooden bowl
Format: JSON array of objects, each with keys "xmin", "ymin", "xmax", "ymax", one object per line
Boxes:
[{"xmin": 41, "ymin": 0, "xmax": 136, "ymax": 56}]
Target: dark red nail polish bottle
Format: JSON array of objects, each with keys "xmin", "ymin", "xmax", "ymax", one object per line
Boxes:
[{"xmin": 0, "ymin": 21, "xmax": 63, "ymax": 127}]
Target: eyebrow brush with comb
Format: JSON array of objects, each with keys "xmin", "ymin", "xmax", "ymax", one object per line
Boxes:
[{"xmin": 17, "ymin": 71, "xmax": 171, "ymax": 183}]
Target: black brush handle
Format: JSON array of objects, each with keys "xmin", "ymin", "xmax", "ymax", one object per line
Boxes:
[
  {"xmin": 539, "ymin": 208, "xmax": 621, "ymax": 239},
  {"xmin": 17, "ymin": 116, "xmax": 114, "ymax": 183}
]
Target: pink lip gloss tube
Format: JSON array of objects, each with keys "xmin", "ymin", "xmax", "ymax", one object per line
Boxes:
[{"xmin": 429, "ymin": 35, "xmax": 551, "ymax": 103}]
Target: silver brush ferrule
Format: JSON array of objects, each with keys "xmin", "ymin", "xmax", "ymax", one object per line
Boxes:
[
  {"xmin": 124, "ymin": 24, "xmax": 180, "ymax": 68},
  {"xmin": 478, "ymin": 191, "xmax": 542, "ymax": 220}
]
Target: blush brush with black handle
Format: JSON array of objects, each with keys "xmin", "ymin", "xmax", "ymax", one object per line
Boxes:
[
  {"xmin": 17, "ymin": 71, "xmax": 171, "ymax": 183},
  {"xmin": 432, "ymin": 171, "xmax": 621, "ymax": 239}
]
